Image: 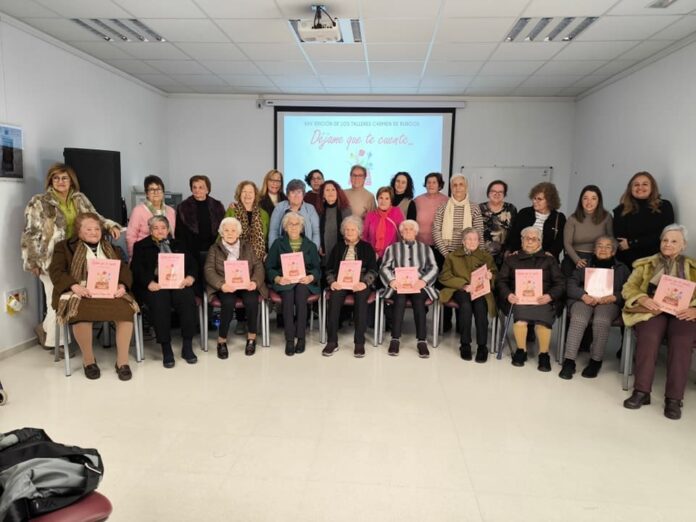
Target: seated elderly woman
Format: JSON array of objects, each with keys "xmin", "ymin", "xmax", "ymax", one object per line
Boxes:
[
  {"xmin": 439, "ymin": 227, "xmax": 497, "ymax": 362},
  {"xmin": 622, "ymin": 224, "xmax": 696, "ymax": 420},
  {"xmin": 559, "ymin": 236, "xmax": 630, "ymax": 380},
  {"xmin": 496, "ymin": 226, "xmax": 565, "ymax": 371},
  {"xmin": 266, "ymin": 211, "xmax": 321, "ymax": 356},
  {"xmin": 131, "ymin": 216, "xmax": 198, "ymax": 368},
  {"xmin": 48, "ymin": 212, "xmax": 138, "ymax": 381},
  {"xmin": 322, "ymin": 215, "xmax": 378, "ymax": 358},
  {"xmin": 205, "ymin": 217, "xmax": 267, "ymax": 359},
  {"xmin": 379, "ymin": 219, "xmax": 438, "ymax": 358}
]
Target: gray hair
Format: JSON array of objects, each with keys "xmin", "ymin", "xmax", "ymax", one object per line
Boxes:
[
  {"xmin": 340, "ymin": 215, "xmax": 363, "ymax": 236},
  {"xmin": 661, "ymin": 223, "xmax": 688, "ymax": 243},
  {"xmin": 147, "ymin": 215, "xmax": 170, "ymax": 232},
  {"xmin": 281, "ymin": 211, "xmax": 305, "ymax": 231},
  {"xmin": 461, "ymin": 227, "xmax": 479, "ymax": 244},
  {"xmin": 399, "ymin": 219, "xmax": 419, "ymax": 235},
  {"xmin": 521, "ymin": 226, "xmax": 541, "ymax": 240},
  {"xmin": 450, "ymin": 174, "xmax": 468, "ymax": 187},
  {"xmin": 286, "ymin": 179, "xmax": 306, "ymax": 194},
  {"xmin": 594, "ymin": 235, "xmax": 618, "ymax": 253},
  {"xmin": 218, "ymin": 216, "xmax": 242, "ymax": 235}
]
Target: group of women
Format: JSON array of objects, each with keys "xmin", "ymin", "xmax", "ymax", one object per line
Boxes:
[{"xmin": 21, "ymin": 165, "xmax": 696, "ymax": 420}]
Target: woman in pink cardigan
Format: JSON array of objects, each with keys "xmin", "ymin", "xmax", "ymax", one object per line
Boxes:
[
  {"xmin": 362, "ymin": 186, "xmax": 404, "ymax": 259},
  {"xmin": 126, "ymin": 175, "xmax": 176, "ymax": 258}
]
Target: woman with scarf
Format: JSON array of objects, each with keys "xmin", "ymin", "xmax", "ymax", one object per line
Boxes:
[
  {"xmin": 390, "ymin": 171, "xmax": 417, "ymax": 220},
  {"xmin": 131, "ymin": 216, "xmax": 199, "ymax": 368},
  {"xmin": 439, "ymin": 227, "xmax": 497, "ymax": 362},
  {"xmin": 362, "ymin": 186, "xmax": 404, "ymax": 260},
  {"xmin": 559, "ymin": 236, "xmax": 629, "ymax": 380},
  {"xmin": 48, "ymin": 213, "xmax": 136, "ymax": 381},
  {"xmin": 380, "ymin": 220, "xmax": 438, "ymax": 359},
  {"xmin": 317, "ymin": 180, "xmax": 352, "ymax": 264},
  {"xmin": 322, "ymin": 215, "xmax": 378, "ymax": 358},
  {"xmin": 205, "ymin": 217, "xmax": 267, "ymax": 359},
  {"xmin": 622, "ymin": 224, "xmax": 696, "ymax": 420},
  {"xmin": 126, "ymin": 175, "xmax": 176, "ymax": 259},
  {"xmin": 22, "ymin": 163, "xmax": 121, "ymax": 354}
]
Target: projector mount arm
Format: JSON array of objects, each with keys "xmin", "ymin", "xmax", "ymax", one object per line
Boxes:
[{"xmin": 312, "ymin": 4, "xmax": 337, "ymax": 28}]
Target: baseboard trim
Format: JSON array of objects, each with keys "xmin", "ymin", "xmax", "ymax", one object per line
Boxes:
[{"xmin": 0, "ymin": 338, "xmax": 38, "ymax": 361}]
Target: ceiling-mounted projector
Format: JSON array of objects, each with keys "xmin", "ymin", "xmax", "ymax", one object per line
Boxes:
[
  {"xmin": 296, "ymin": 18, "xmax": 342, "ymax": 43},
  {"xmin": 290, "ymin": 4, "xmax": 361, "ymax": 44}
]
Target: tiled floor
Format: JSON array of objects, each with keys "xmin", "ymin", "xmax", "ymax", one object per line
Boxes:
[{"xmin": 2, "ymin": 318, "xmax": 696, "ymax": 521}]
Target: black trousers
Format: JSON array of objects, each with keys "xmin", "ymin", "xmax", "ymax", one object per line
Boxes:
[
  {"xmin": 280, "ymin": 284, "xmax": 311, "ymax": 341},
  {"xmin": 144, "ymin": 287, "xmax": 197, "ymax": 344},
  {"xmin": 327, "ymin": 288, "xmax": 370, "ymax": 344},
  {"xmin": 390, "ymin": 290, "xmax": 428, "ymax": 340},
  {"xmin": 453, "ymin": 290, "xmax": 488, "ymax": 346},
  {"xmin": 218, "ymin": 290, "xmax": 259, "ymax": 338}
]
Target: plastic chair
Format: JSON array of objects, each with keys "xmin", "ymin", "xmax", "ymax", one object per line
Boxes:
[
  {"xmin": 202, "ymin": 291, "xmax": 267, "ymax": 350},
  {"xmin": 377, "ymin": 291, "xmax": 438, "ymax": 347},
  {"xmin": 436, "ymin": 298, "xmax": 498, "ymax": 352},
  {"xmin": 31, "ymin": 491, "xmax": 112, "ymax": 522},
  {"xmin": 321, "ymin": 288, "xmax": 379, "ymax": 346},
  {"xmin": 262, "ymin": 290, "xmax": 322, "ymax": 347},
  {"xmin": 557, "ymin": 306, "xmax": 624, "ymax": 363},
  {"xmin": 494, "ymin": 306, "xmax": 563, "ymax": 361}
]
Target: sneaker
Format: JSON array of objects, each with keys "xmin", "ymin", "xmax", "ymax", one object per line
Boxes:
[
  {"xmin": 538, "ymin": 352, "xmax": 551, "ymax": 372},
  {"xmin": 285, "ymin": 340, "xmax": 295, "ymax": 356},
  {"xmin": 234, "ymin": 321, "xmax": 247, "ymax": 336},
  {"xmin": 115, "ymin": 363, "xmax": 132, "ymax": 381},
  {"xmin": 295, "ymin": 338, "xmax": 305, "ymax": 354},
  {"xmin": 459, "ymin": 343, "xmax": 472, "ymax": 361},
  {"xmin": 664, "ymin": 398, "xmax": 683, "ymax": 420},
  {"xmin": 417, "ymin": 341, "xmax": 430, "ymax": 359},
  {"xmin": 83, "ymin": 363, "xmax": 100, "ymax": 380},
  {"xmin": 322, "ymin": 342, "xmax": 338, "ymax": 356},
  {"xmin": 388, "ymin": 339, "xmax": 400, "ymax": 356},
  {"xmin": 581, "ymin": 359, "xmax": 602, "ymax": 378},
  {"xmin": 511, "ymin": 348, "xmax": 527, "ymax": 367},
  {"xmin": 217, "ymin": 342, "xmax": 229, "ymax": 360},
  {"xmin": 558, "ymin": 358, "xmax": 576, "ymax": 380},
  {"xmin": 245, "ymin": 339, "xmax": 256, "ymax": 356},
  {"xmin": 354, "ymin": 343, "xmax": 365, "ymax": 358},
  {"xmin": 475, "ymin": 346, "xmax": 488, "ymax": 363}
]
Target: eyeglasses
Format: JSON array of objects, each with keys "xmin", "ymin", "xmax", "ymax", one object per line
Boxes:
[
  {"xmin": 269, "ymin": 179, "xmax": 282, "ymax": 184},
  {"xmin": 489, "ymin": 190, "xmax": 505, "ymax": 195},
  {"xmin": 286, "ymin": 222, "xmax": 302, "ymax": 227},
  {"xmin": 147, "ymin": 188, "xmax": 163, "ymax": 193},
  {"xmin": 351, "ymin": 173, "xmax": 366, "ymax": 178},
  {"xmin": 52, "ymin": 176, "xmax": 70, "ymax": 183},
  {"xmin": 523, "ymin": 236, "xmax": 541, "ymax": 242}
]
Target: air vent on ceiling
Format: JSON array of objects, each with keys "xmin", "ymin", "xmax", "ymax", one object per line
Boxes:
[
  {"xmin": 647, "ymin": 0, "xmax": 679, "ymax": 7},
  {"xmin": 71, "ymin": 19, "xmax": 166, "ymax": 42},
  {"xmin": 504, "ymin": 16, "xmax": 598, "ymax": 42}
]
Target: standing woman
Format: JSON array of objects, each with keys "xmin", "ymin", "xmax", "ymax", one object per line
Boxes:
[
  {"xmin": 131, "ymin": 216, "xmax": 198, "ymax": 368},
  {"xmin": 413, "ymin": 172, "xmax": 448, "ymax": 264},
  {"xmin": 613, "ymin": 171, "xmax": 674, "ymax": 268},
  {"xmin": 259, "ymin": 169, "xmax": 287, "ymax": 219},
  {"xmin": 622, "ymin": 224, "xmax": 696, "ymax": 420},
  {"xmin": 323, "ymin": 216, "xmax": 378, "ymax": 358},
  {"xmin": 304, "ymin": 169, "xmax": 324, "ymax": 211},
  {"xmin": 266, "ymin": 212, "xmax": 322, "ymax": 356},
  {"xmin": 506, "ymin": 182, "xmax": 566, "ymax": 261},
  {"xmin": 479, "ymin": 180, "xmax": 517, "ymax": 267},
  {"xmin": 390, "ymin": 172, "xmax": 417, "ymax": 220},
  {"xmin": 224, "ymin": 180, "xmax": 269, "ymax": 262},
  {"xmin": 126, "ymin": 175, "xmax": 176, "ymax": 259},
  {"xmin": 49, "ymin": 213, "xmax": 137, "ymax": 381},
  {"xmin": 22, "ymin": 163, "xmax": 121, "ymax": 353},
  {"xmin": 562, "ymin": 185, "xmax": 613, "ymax": 276},
  {"xmin": 317, "ymin": 180, "xmax": 352, "ymax": 263},
  {"xmin": 362, "ymin": 186, "xmax": 404, "ymax": 260}
]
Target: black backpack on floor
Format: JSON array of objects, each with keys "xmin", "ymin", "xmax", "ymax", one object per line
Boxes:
[{"xmin": 0, "ymin": 427, "xmax": 104, "ymax": 522}]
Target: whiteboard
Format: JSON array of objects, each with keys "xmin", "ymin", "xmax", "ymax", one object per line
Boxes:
[{"xmin": 462, "ymin": 166, "xmax": 553, "ymax": 210}]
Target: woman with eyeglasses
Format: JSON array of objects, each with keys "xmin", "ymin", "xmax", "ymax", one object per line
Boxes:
[
  {"xmin": 126, "ymin": 175, "xmax": 176, "ymax": 259},
  {"xmin": 259, "ymin": 169, "xmax": 287, "ymax": 221},
  {"xmin": 479, "ymin": 179, "xmax": 517, "ymax": 267}
]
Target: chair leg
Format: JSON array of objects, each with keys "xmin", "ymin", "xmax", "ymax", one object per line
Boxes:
[
  {"xmin": 622, "ymin": 327, "xmax": 633, "ymax": 391},
  {"xmin": 489, "ymin": 315, "xmax": 498, "ymax": 354},
  {"xmin": 558, "ymin": 308, "xmax": 567, "ymax": 363},
  {"xmin": 372, "ymin": 293, "xmax": 379, "ymax": 347},
  {"xmin": 134, "ymin": 313, "xmax": 143, "ymax": 363},
  {"xmin": 63, "ymin": 324, "xmax": 72, "ymax": 377},
  {"xmin": 432, "ymin": 302, "xmax": 440, "ymax": 348},
  {"xmin": 262, "ymin": 301, "xmax": 270, "ymax": 347},
  {"xmin": 199, "ymin": 303, "xmax": 207, "ymax": 352}
]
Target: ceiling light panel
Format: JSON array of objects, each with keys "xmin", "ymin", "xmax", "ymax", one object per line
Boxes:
[{"xmin": 504, "ymin": 17, "xmax": 598, "ymax": 41}]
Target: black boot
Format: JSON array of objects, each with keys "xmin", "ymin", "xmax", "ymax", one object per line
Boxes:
[
  {"xmin": 581, "ymin": 359, "xmax": 602, "ymax": 378},
  {"xmin": 181, "ymin": 338, "xmax": 197, "ymax": 364},
  {"xmin": 537, "ymin": 352, "xmax": 551, "ymax": 372},
  {"xmin": 161, "ymin": 342, "xmax": 175, "ymax": 368},
  {"xmin": 511, "ymin": 348, "xmax": 527, "ymax": 367},
  {"xmin": 475, "ymin": 345, "xmax": 488, "ymax": 363},
  {"xmin": 459, "ymin": 343, "xmax": 472, "ymax": 360},
  {"xmin": 558, "ymin": 358, "xmax": 576, "ymax": 380}
]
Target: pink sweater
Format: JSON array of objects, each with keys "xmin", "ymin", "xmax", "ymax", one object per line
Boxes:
[
  {"xmin": 414, "ymin": 192, "xmax": 448, "ymax": 245},
  {"xmin": 362, "ymin": 206, "xmax": 404, "ymax": 259},
  {"xmin": 126, "ymin": 203, "xmax": 176, "ymax": 258}
]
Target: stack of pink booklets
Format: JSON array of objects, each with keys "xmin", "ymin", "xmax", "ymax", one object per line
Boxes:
[
  {"xmin": 394, "ymin": 267, "xmax": 419, "ymax": 294},
  {"xmin": 158, "ymin": 253, "xmax": 185, "ymax": 289},
  {"xmin": 469, "ymin": 265, "xmax": 491, "ymax": 300},
  {"xmin": 335, "ymin": 260, "xmax": 362, "ymax": 290},
  {"xmin": 515, "ymin": 269, "xmax": 542, "ymax": 304},
  {"xmin": 224, "ymin": 260, "xmax": 251, "ymax": 291},
  {"xmin": 86, "ymin": 259, "xmax": 120, "ymax": 298},
  {"xmin": 281, "ymin": 252, "xmax": 306, "ymax": 283},
  {"xmin": 653, "ymin": 275, "xmax": 696, "ymax": 315}
]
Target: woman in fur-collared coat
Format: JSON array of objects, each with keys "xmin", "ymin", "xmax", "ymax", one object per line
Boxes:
[{"xmin": 21, "ymin": 163, "xmax": 121, "ymax": 352}]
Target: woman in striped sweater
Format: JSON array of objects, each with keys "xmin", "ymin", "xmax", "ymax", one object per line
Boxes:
[{"xmin": 380, "ymin": 220, "xmax": 439, "ymax": 358}]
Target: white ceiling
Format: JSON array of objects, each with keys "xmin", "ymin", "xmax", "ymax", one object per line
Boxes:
[{"xmin": 2, "ymin": 0, "xmax": 696, "ymax": 97}]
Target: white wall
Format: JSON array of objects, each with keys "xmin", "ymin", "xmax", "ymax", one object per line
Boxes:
[
  {"xmin": 572, "ymin": 41, "xmax": 696, "ymax": 255},
  {"xmin": 166, "ymin": 97, "xmax": 575, "ymax": 211},
  {"xmin": 0, "ymin": 20, "xmax": 167, "ymax": 353}
]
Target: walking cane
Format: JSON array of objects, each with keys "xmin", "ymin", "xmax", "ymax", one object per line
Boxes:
[{"xmin": 496, "ymin": 305, "xmax": 514, "ymax": 360}]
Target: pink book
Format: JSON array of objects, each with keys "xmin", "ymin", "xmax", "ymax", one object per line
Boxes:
[
  {"xmin": 224, "ymin": 260, "xmax": 250, "ymax": 291},
  {"xmin": 469, "ymin": 264, "xmax": 491, "ymax": 301},
  {"xmin": 395, "ymin": 266, "xmax": 420, "ymax": 294},
  {"xmin": 158, "ymin": 253, "xmax": 185, "ymax": 289},
  {"xmin": 336, "ymin": 260, "xmax": 362, "ymax": 290},
  {"xmin": 653, "ymin": 275, "xmax": 696, "ymax": 316},
  {"xmin": 86, "ymin": 259, "xmax": 120, "ymax": 298},
  {"xmin": 515, "ymin": 269, "xmax": 543, "ymax": 305},
  {"xmin": 584, "ymin": 268, "xmax": 614, "ymax": 298},
  {"xmin": 281, "ymin": 252, "xmax": 306, "ymax": 283}
]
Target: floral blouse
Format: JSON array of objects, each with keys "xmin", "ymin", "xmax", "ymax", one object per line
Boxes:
[{"xmin": 479, "ymin": 202, "xmax": 517, "ymax": 260}]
